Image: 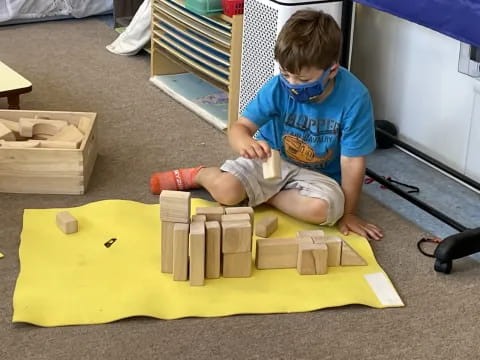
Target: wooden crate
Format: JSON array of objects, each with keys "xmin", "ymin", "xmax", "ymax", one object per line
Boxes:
[{"xmin": 0, "ymin": 110, "xmax": 98, "ymax": 194}]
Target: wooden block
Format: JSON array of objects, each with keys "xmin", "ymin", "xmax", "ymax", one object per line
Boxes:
[
  {"xmin": 221, "ymin": 213, "xmax": 251, "ymax": 223},
  {"xmin": 77, "ymin": 117, "xmax": 91, "ymax": 135},
  {"xmin": 0, "ymin": 118, "xmax": 20, "ymax": 135},
  {"xmin": 223, "ymin": 252, "xmax": 252, "ymax": 277},
  {"xmin": 263, "ymin": 149, "xmax": 281, "ymax": 180},
  {"xmin": 18, "ymin": 117, "xmax": 68, "ymax": 138},
  {"xmin": 49, "ymin": 124, "xmax": 84, "ymax": 147},
  {"xmin": 0, "ymin": 139, "xmax": 40, "ymax": 148},
  {"xmin": 222, "ymin": 221, "xmax": 251, "ymax": 253},
  {"xmin": 56, "ymin": 211, "xmax": 78, "ymax": 234},
  {"xmin": 161, "ymin": 221, "xmax": 175, "ymax": 273},
  {"xmin": 38, "ymin": 140, "xmax": 78, "ymax": 149},
  {"xmin": 159, "ymin": 190, "xmax": 191, "ymax": 223},
  {"xmin": 191, "ymin": 214, "xmax": 207, "ymax": 222},
  {"xmin": 0, "ymin": 123, "xmax": 15, "ymax": 141},
  {"xmin": 189, "ymin": 221, "xmax": 205, "ymax": 286},
  {"xmin": 297, "ymin": 243, "xmax": 328, "ymax": 275},
  {"xmin": 313, "ymin": 235, "xmax": 342, "ymax": 266},
  {"xmin": 225, "ymin": 206, "xmax": 254, "ymax": 223},
  {"xmin": 196, "ymin": 206, "xmax": 224, "ymax": 222},
  {"xmin": 341, "ymin": 240, "xmax": 367, "ymax": 266},
  {"xmin": 255, "ymin": 237, "xmax": 312, "ymax": 269},
  {"xmin": 297, "ymin": 230, "xmax": 325, "ymax": 238},
  {"xmin": 173, "ymin": 223, "xmax": 189, "ymax": 281},
  {"xmin": 205, "ymin": 221, "xmax": 221, "ymax": 278},
  {"xmin": 255, "ymin": 215, "xmax": 278, "ymax": 238}
]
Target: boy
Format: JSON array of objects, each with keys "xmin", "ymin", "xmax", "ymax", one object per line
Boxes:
[{"xmin": 151, "ymin": 10, "xmax": 383, "ymax": 240}]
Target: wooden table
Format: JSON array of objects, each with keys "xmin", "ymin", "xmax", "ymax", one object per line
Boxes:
[{"xmin": 0, "ymin": 61, "xmax": 32, "ymax": 109}]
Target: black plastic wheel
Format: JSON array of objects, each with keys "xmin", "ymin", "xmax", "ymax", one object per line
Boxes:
[{"xmin": 434, "ymin": 259, "xmax": 452, "ymax": 274}]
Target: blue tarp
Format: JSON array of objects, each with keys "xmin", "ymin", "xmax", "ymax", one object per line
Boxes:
[{"xmin": 355, "ymin": 0, "xmax": 480, "ymax": 48}]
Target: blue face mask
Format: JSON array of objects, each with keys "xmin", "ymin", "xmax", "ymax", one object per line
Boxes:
[{"xmin": 279, "ymin": 68, "xmax": 332, "ymax": 103}]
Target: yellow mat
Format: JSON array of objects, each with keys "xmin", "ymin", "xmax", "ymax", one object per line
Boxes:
[{"xmin": 13, "ymin": 199, "xmax": 403, "ymax": 327}]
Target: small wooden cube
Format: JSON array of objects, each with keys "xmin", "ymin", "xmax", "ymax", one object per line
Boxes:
[
  {"xmin": 222, "ymin": 221, "xmax": 251, "ymax": 253},
  {"xmin": 205, "ymin": 221, "xmax": 221, "ymax": 278},
  {"xmin": 196, "ymin": 206, "xmax": 224, "ymax": 222},
  {"xmin": 159, "ymin": 190, "xmax": 191, "ymax": 223},
  {"xmin": 191, "ymin": 214, "xmax": 207, "ymax": 222},
  {"xmin": 56, "ymin": 211, "xmax": 78, "ymax": 234},
  {"xmin": 173, "ymin": 223, "xmax": 189, "ymax": 281},
  {"xmin": 297, "ymin": 242, "xmax": 328, "ymax": 275},
  {"xmin": 223, "ymin": 252, "xmax": 252, "ymax": 277},
  {"xmin": 255, "ymin": 215, "xmax": 278, "ymax": 238},
  {"xmin": 263, "ymin": 149, "xmax": 281, "ymax": 180},
  {"xmin": 189, "ymin": 221, "xmax": 205, "ymax": 286}
]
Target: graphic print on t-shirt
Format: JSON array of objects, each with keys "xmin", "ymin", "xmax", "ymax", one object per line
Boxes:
[{"xmin": 282, "ymin": 112, "xmax": 339, "ymax": 169}]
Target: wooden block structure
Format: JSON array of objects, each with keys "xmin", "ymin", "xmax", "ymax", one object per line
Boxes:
[
  {"xmin": 256, "ymin": 231, "xmax": 367, "ymax": 274},
  {"xmin": 173, "ymin": 223, "xmax": 189, "ymax": 281},
  {"xmin": 223, "ymin": 207, "xmax": 254, "ymax": 236},
  {"xmin": 18, "ymin": 117, "xmax": 68, "ymax": 138},
  {"xmin": 263, "ymin": 149, "xmax": 281, "ymax": 180},
  {"xmin": 56, "ymin": 211, "xmax": 78, "ymax": 234},
  {"xmin": 196, "ymin": 206, "xmax": 224, "ymax": 222},
  {"xmin": 221, "ymin": 220, "xmax": 252, "ymax": 277},
  {"xmin": 255, "ymin": 215, "xmax": 278, "ymax": 238},
  {"xmin": 50, "ymin": 124, "xmax": 84, "ymax": 147}
]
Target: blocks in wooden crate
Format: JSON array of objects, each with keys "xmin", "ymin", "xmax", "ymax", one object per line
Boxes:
[{"xmin": 0, "ymin": 110, "xmax": 98, "ymax": 195}]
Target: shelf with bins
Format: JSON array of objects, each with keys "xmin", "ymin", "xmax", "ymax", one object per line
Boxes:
[{"xmin": 150, "ymin": 0, "xmax": 243, "ymax": 130}]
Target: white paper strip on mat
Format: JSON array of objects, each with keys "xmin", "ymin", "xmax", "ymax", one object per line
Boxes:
[{"xmin": 364, "ymin": 272, "xmax": 404, "ymax": 307}]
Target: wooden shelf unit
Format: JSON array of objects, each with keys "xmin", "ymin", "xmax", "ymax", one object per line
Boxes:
[{"xmin": 151, "ymin": 0, "xmax": 243, "ymax": 130}]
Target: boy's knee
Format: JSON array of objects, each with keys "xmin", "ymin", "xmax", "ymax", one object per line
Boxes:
[
  {"xmin": 307, "ymin": 199, "xmax": 330, "ymax": 224},
  {"xmin": 211, "ymin": 174, "xmax": 246, "ymax": 205}
]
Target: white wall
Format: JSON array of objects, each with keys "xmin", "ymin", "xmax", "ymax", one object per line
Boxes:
[{"xmin": 351, "ymin": 4, "xmax": 480, "ymax": 181}]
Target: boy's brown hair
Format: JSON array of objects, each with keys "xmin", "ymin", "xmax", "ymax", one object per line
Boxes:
[{"xmin": 274, "ymin": 10, "xmax": 342, "ymax": 74}]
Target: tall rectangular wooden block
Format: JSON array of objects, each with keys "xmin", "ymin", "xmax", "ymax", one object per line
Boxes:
[
  {"xmin": 161, "ymin": 221, "xmax": 175, "ymax": 273},
  {"xmin": 196, "ymin": 206, "xmax": 224, "ymax": 222},
  {"xmin": 189, "ymin": 221, "xmax": 205, "ymax": 286},
  {"xmin": 205, "ymin": 221, "xmax": 221, "ymax": 279},
  {"xmin": 297, "ymin": 242, "xmax": 328, "ymax": 275},
  {"xmin": 263, "ymin": 149, "xmax": 281, "ymax": 180},
  {"xmin": 222, "ymin": 221, "xmax": 251, "ymax": 253},
  {"xmin": 159, "ymin": 190, "xmax": 191, "ymax": 223},
  {"xmin": 223, "ymin": 252, "xmax": 252, "ymax": 277},
  {"xmin": 255, "ymin": 237, "xmax": 313, "ymax": 269},
  {"xmin": 173, "ymin": 223, "xmax": 189, "ymax": 281}
]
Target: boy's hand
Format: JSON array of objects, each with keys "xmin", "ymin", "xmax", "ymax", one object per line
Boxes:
[
  {"xmin": 338, "ymin": 213, "xmax": 383, "ymax": 241},
  {"xmin": 238, "ymin": 138, "xmax": 271, "ymax": 161}
]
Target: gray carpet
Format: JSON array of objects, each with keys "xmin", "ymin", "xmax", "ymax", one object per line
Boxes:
[{"xmin": 1, "ymin": 18, "xmax": 480, "ymax": 360}]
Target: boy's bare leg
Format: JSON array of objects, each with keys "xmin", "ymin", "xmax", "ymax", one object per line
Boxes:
[
  {"xmin": 194, "ymin": 167, "xmax": 247, "ymax": 206},
  {"xmin": 267, "ymin": 189, "xmax": 329, "ymax": 224}
]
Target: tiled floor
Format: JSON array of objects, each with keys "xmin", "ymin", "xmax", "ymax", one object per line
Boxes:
[{"xmin": 365, "ymin": 147, "xmax": 480, "ymax": 240}]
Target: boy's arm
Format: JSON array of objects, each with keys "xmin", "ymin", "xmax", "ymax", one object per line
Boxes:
[
  {"xmin": 229, "ymin": 116, "xmax": 271, "ymax": 160},
  {"xmin": 340, "ymin": 155, "xmax": 383, "ymax": 240}
]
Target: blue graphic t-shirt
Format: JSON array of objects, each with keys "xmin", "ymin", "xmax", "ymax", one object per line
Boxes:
[{"xmin": 242, "ymin": 67, "xmax": 376, "ymax": 183}]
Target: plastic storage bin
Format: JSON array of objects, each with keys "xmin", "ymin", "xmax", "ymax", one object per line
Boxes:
[
  {"xmin": 185, "ymin": 0, "xmax": 223, "ymax": 15},
  {"xmin": 222, "ymin": 0, "xmax": 244, "ymax": 16}
]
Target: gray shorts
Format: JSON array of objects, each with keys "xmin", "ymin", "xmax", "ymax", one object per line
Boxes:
[{"xmin": 220, "ymin": 157, "xmax": 345, "ymax": 225}]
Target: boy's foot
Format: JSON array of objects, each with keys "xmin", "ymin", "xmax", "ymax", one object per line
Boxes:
[{"xmin": 150, "ymin": 166, "xmax": 205, "ymax": 194}]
